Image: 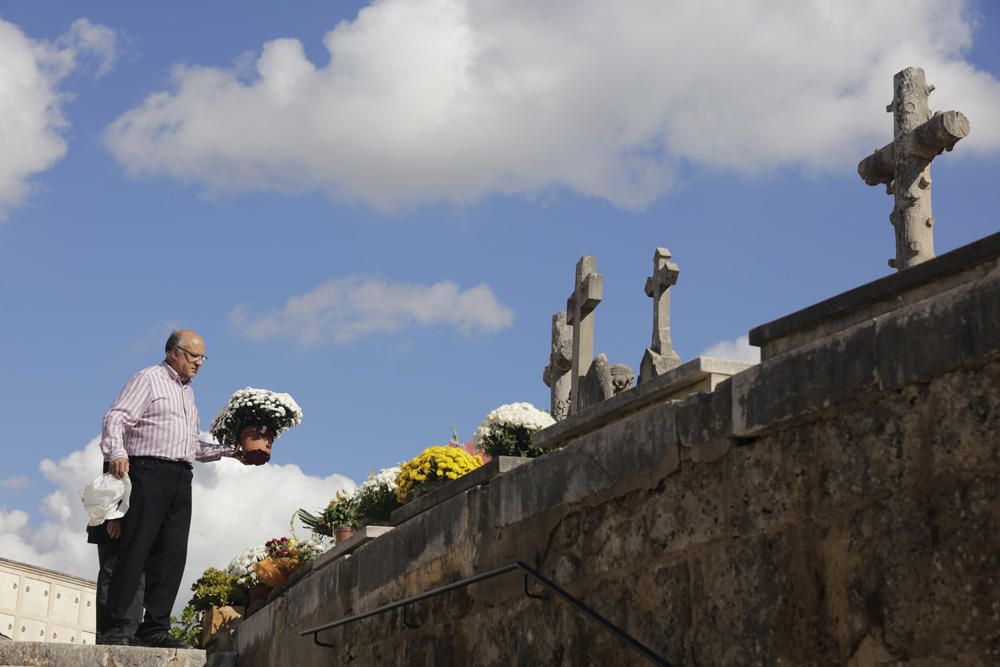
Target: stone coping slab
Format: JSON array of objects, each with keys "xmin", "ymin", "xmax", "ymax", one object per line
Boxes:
[
  {"xmin": 749, "ymin": 231, "xmax": 1000, "ymax": 359},
  {"xmin": 312, "ymin": 525, "xmax": 394, "ymax": 572},
  {"xmin": 532, "ymin": 356, "xmax": 753, "ymax": 451},
  {"xmin": 0, "ymin": 641, "xmax": 205, "ymax": 666},
  {"xmin": 0, "ymin": 556, "xmax": 96, "ymax": 588},
  {"xmin": 390, "ymin": 456, "xmax": 530, "ymax": 526}
]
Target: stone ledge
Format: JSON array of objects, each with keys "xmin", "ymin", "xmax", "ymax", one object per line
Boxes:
[
  {"xmin": 734, "ymin": 267, "xmax": 1000, "ymax": 437},
  {"xmin": 533, "ymin": 356, "xmax": 754, "ymax": 451},
  {"xmin": 492, "ymin": 399, "xmax": 681, "ymax": 528},
  {"xmin": 312, "ymin": 525, "xmax": 394, "ymax": 572},
  {"xmin": 749, "ymin": 231, "xmax": 1000, "ymax": 360},
  {"xmin": 390, "ymin": 456, "xmax": 530, "ymax": 526},
  {"xmin": 0, "ymin": 642, "xmax": 205, "ymax": 666}
]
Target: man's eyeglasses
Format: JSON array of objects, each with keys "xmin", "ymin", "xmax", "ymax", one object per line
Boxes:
[{"xmin": 177, "ymin": 346, "xmax": 207, "ymax": 363}]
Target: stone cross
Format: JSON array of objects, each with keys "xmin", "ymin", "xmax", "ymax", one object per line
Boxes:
[
  {"xmin": 566, "ymin": 256, "xmax": 603, "ymax": 416},
  {"xmin": 542, "ymin": 312, "xmax": 573, "ymax": 421},
  {"xmin": 858, "ymin": 66, "xmax": 970, "ymax": 271},
  {"xmin": 638, "ymin": 247, "xmax": 681, "ymax": 385}
]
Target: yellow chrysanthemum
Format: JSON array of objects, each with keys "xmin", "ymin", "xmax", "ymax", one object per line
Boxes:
[{"xmin": 394, "ymin": 445, "xmax": 484, "ymax": 502}]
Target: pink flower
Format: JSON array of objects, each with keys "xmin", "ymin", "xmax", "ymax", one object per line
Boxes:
[{"xmin": 448, "ymin": 437, "xmax": 491, "ymax": 465}]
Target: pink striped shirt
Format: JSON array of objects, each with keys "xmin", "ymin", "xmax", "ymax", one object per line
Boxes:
[{"xmin": 101, "ymin": 362, "xmax": 229, "ymax": 464}]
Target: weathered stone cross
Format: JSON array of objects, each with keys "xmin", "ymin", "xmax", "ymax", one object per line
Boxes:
[
  {"xmin": 858, "ymin": 66, "xmax": 970, "ymax": 271},
  {"xmin": 542, "ymin": 312, "xmax": 572, "ymax": 421},
  {"xmin": 566, "ymin": 256, "xmax": 603, "ymax": 416},
  {"xmin": 638, "ymin": 247, "xmax": 681, "ymax": 385}
]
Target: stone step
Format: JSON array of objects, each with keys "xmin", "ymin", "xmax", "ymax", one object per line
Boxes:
[{"xmin": 0, "ymin": 641, "xmax": 206, "ymax": 666}]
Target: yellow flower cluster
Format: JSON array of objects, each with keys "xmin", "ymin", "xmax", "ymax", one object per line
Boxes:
[{"xmin": 395, "ymin": 446, "xmax": 483, "ymax": 502}]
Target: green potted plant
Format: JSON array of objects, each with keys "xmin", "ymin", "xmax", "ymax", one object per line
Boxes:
[{"xmin": 299, "ymin": 491, "xmax": 360, "ymax": 543}]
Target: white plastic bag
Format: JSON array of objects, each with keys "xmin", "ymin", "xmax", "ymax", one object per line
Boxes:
[{"xmin": 79, "ymin": 473, "xmax": 132, "ymax": 527}]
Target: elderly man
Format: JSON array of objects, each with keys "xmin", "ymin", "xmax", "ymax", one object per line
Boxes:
[{"xmin": 99, "ymin": 329, "xmax": 255, "ymax": 647}]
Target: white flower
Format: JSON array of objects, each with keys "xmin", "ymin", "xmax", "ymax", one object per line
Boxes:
[
  {"xmin": 359, "ymin": 465, "xmax": 401, "ymax": 493},
  {"xmin": 469, "ymin": 402, "xmax": 555, "ymax": 449},
  {"xmin": 209, "ymin": 386, "xmax": 303, "ymax": 445},
  {"xmin": 225, "ymin": 544, "xmax": 267, "ymax": 577}
]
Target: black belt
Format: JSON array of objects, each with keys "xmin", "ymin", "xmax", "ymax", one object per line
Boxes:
[{"xmin": 130, "ymin": 456, "xmax": 193, "ymax": 470}]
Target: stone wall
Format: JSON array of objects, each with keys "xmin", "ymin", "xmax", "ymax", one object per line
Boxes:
[{"xmin": 236, "ymin": 234, "xmax": 1000, "ymax": 666}]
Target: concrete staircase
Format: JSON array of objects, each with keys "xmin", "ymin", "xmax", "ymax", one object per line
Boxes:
[{"xmin": 0, "ymin": 640, "xmax": 214, "ymax": 666}]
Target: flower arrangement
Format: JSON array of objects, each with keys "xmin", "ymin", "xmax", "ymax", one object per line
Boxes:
[
  {"xmin": 263, "ymin": 536, "xmax": 296, "ymax": 559},
  {"xmin": 354, "ymin": 466, "xmax": 403, "ymax": 524},
  {"xmin": 395, "ymin": 446, "xmax": 483, "ymax": 503},
  {"xmin": 299, "ymin": 466, "xmax": 403, "ymax": 538},
  {"xmin": 225, "ymin": 544, "xmax": 267, "ymax": 586},
  {"xmin": 209, "ymin": 387, "xmax": 303, "ymax": 447},
  {"xmin": 469, "ymin": 402, "xmax": 555, "ymax": 459},
  {"xmin": 298, "ymin": 490, "xmax": 360, "ymax": 535},
  {"xmin": 252, "ymin": 536, "xmax": 318, "ymax": 588}
]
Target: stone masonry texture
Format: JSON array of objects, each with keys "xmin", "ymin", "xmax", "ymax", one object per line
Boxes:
[{"xmin": 236, "ymin": 253, "xmax": 1000, "ymax": 666}]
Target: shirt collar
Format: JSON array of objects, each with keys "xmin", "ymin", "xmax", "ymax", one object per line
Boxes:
[{"xmin": 160, "ymin": 361, "xmax": 191, "ymax": 386}]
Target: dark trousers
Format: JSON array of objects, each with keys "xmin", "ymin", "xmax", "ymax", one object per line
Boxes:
[
  {"xmin": 106, "ymin": 457, "xmax": 193, "ymax": 637},
  {"xmin": 92, "ymin": 460, "xmax": 145, "ymax": 640},
  {"xmin": 96, "ymin": 542, "xmax": 144, "ymax": 638}
]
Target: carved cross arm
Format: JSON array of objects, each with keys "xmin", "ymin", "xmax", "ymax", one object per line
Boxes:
[
  {"xmin": 858, "ymin": 110, "xmax": 970, "ymax": 186},
  {"xmin": 566, "ymin": 274, "xmax": 604, "ymax": 325},
  {"xmin": 644, "ymin": 261, "xmax": 680, "ymax": 297},
  {"xmin": 858, "ymin": 145, "xmax": 895, "ymax": 186}
]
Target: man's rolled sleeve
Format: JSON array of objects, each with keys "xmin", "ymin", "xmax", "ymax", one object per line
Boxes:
[
  {"xmin": 195, "ymin": 440, "xmax": 231, "ymax": 462},
  {"xmin": 101, "ymin": 371, "xmax": 151, "ymax": 462}
]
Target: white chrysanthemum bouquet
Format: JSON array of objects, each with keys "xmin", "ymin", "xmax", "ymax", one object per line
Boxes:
[
  {"xmin": 210, "ymin": 387, "xmax": 302, "ymax": 463},
  {"xmin": 470, "ymin": 402, "xmax": 555, "ymax": 459}
]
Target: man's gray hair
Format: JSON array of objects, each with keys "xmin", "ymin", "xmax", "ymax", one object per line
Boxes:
[{"xmin": 165, "ymin": 330, "xmax": 183, "ymax": 354}]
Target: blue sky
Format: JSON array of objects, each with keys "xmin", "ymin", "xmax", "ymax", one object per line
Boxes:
[{"xmin": 0, "ymin": 0, "xmax": 998, "ymax": 589}]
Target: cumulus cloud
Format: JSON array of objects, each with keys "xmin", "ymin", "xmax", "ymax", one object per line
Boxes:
[
  {"xmin": 231, "ymin": 276, "xmax": 515, "ymax": 344},
  {"xmin": 0, "ymin": 437, "xmax": 354, "ymax": 615},
  {"xmin": 701, "ymin": 335, "xmax": 760, "ymax": 364},
  {"xmin": 0, "ymin": 18, "xmax": 117, "ymax": 220},
  {"xmin": 0, "ymin": 475, "xmax": 29, "ymax": 489},
  {"xmin": 103, "ymin": 0, "xmax": 1000, "ymax": 211}
]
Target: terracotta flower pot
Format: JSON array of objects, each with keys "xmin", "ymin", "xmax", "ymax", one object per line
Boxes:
[
  {"xmin": 334, "ymin": 525, "xmax": 355, "ymax": 543},
  {"xmin": 239, "ymin": 425, "xmax": 273, "ymax": 465}
]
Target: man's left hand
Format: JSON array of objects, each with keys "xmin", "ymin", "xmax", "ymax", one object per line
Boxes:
[{"xmin": 232, "ymin": 448, "xmax": 264, "ymax": 466}]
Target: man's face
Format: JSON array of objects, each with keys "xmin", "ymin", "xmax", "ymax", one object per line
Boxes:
[{"xmin": 168, "ymin": 335, "xmax": 206, "ymax": 382}]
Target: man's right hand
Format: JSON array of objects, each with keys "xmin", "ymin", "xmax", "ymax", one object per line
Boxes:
[{"xmin": 110, "ymin": 457, "xmax": 129, "ymax": 479}]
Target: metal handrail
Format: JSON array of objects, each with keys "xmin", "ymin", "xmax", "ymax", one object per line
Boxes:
[{"xmin": 299, "ymin": 560, "xmax": 674, "ymax": 666}]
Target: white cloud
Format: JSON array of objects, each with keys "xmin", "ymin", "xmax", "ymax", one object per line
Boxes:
[
  {"xmin": 700, "ymin": 335, "xmax": 760, "ymax": 364},
  {"xmin": 58, "ymin": 19, "xmax": 118, "ymax": 78},
  {"xmin": 0, "ymin": 437, "xmax": 355, "ymax": 615},
  {"xmin": 0, "ymin": 17, "xmax": 117, "ymax": 221},
  {"xmin": 0, "ymin": 475, "xmax": 29, "ymax": 489},
  {"xmin": 231, "ymin": 276, "xmax": 515, "ymax": 344},
  {"xmin": 103, "ymin": 0, "xmax": 1000, "ymax": 211}
]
